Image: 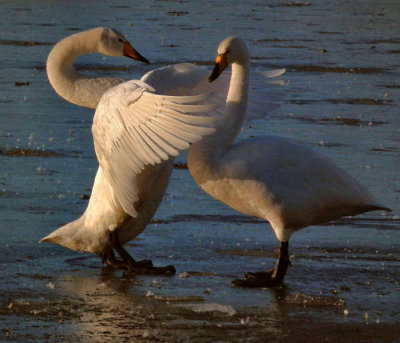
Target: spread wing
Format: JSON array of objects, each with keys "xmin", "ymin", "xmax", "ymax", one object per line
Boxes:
[
  {"xmin": 141, "ymin": 63, "xmax": 286, "ymax": 122},
  {"xmin": 141, "ymin": 63, "xmax": 229, "ymax": 118},
  {"xmin": 92, "ymin": 79, "xmax": 217, "ymax": 216}
]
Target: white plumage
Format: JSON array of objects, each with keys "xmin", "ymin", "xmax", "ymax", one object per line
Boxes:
[
  {"xmin": 41, "ymin": 28, "xmax": 212, "ymax": 273},
  {"xmin": 187, "ymin": 36, "xmax": 391, "ymax": 287},
  {"xmin": 92, "ymin": 81, "xmax": 216, "ymax": 217}
]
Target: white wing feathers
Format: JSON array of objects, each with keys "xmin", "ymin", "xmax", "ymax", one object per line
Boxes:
[
  {"xmin": 258, "ymin": 68, "xmax": 286, "ymax": 79},
  {"xmin": 140, "ymin": 63, "xmax": 286, "ymax": 123},
  {"xmin": 92, "ymin": 80, "xmax": 217, "ymax": 216}
]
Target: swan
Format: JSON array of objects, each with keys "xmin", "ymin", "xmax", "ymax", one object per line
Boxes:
[
  {"xmin": 187, "ymin": 36, "xmax": 392, "ymax": 287},
  {"xmin": 41, "ymin": 27, "xmax": 218, "ymax": 274}
]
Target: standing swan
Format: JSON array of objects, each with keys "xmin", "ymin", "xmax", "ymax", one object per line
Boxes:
[
  {"xmin": 41, "ymin": 27, "xmax": 218, "ymax": 274},
  {"xmin": 187, "ymin": 36, "xmax": 391, "ymax": 287}
]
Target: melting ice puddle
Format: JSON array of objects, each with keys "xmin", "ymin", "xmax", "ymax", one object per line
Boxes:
[
  {"xmin": 145, "ymin": 291, "xmax": 237, "ymax": 315},
  {"xmin": 174, "ymin": 303, "xmax": 237, "ymax": 316},
  {"xmin": 145, "ymin": 290, "xmax": 204, "ymax": 302}
]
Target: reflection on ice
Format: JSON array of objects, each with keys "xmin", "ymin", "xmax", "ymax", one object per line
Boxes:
[{"xmin": 175, "ymin": 302, "xmax": 236, "ymax": 316}]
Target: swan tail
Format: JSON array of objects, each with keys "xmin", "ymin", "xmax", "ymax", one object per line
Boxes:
[{"xmin": 39, "ymin": 219, "xmax": 92, "ymax": 252}]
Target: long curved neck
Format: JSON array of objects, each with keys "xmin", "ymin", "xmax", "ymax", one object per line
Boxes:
[
  {"xmin": 191, "ymin": 55, "xmax": 249, "ymax": 155},
  {"xmin": 218, "ymin": 61, "xmax": 249, "ymax": 148},
  {"xmin": 187, "ymin": 54, "xmax": 249, "ymax": 182},
  {"xmin": 46, "ymin": 28, "xmax": 122, "ymax": 109}
]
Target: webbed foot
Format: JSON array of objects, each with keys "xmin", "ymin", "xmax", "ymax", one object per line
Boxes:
[
  {"xmin": 232, "ymin": 241, "xmax": 290, "ymax": 288},
  {"xmin": 107, "ymin": 231, "xmax": 176, "ymax": 275},
  {"xmin": 125, "ymin": 262, "xmax": 176, "ymax": 275},
  {"xmin": 232, "ymin": 268, "xmax": 283, "ymax": 287}
]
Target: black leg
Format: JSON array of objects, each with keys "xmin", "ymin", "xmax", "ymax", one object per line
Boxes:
[
  {"xmin": 109, "ymin": 231, "xmax": 176, "ymax": 275},
  {"xmin": 232, "ymin": 241, "xmax": 290, "ymax": 287},
  {"xmin": 102, "ymin": 250, "xmax": 128, "ymax": 270}
]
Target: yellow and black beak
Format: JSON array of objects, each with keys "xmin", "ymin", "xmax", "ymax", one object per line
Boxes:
[
  {"xmin": 208, "ymin": 53, "xmax": 228, "ymax": 82},
  {"xmin": 123, "ymin": 41, "xmax": 150, "ymax": 64}
]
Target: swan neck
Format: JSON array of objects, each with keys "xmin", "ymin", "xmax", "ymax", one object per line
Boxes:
[
  {"xmin": 49, "ymin": 30, "xmax": 98, "ymax": 65},
  {"xmin": 219, "ymin": 59, "xmax": 249, "ymax": 147},
  {"xmin": 46, "ymin": 28, "xmax": 116, "ymax": 109},
  {"xmin": 187, "ymin": 56, "xmax": 249, "ymax": 181}
]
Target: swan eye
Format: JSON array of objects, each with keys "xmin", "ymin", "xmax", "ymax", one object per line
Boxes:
[
  {"xmin": 118, "ymin": 38, "xmax": 124, "ymax": 43},
  {"xmin": 226, "ymin": 49, "xmax": 231, "ymax": 54}
]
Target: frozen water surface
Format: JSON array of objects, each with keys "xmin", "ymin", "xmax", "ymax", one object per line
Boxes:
[{"xmin": 0, "ymin": 1, "xmax": 399, "ymax": 342}]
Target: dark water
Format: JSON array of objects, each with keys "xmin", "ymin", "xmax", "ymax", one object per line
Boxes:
[{"xmin": 0, "ymin": 1, "xmax": 399, "ymax": 342}]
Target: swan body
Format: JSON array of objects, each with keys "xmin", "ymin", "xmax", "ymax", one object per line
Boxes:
[
  {"xmin": 187, "ymin": 36, "xmax": 391, "ymax": 286},
  {"xmin": 42, "ymin": 79, "xmax": 216, "ymax": 255}
]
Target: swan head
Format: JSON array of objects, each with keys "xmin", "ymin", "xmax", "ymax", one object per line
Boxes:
[
  {"xmin": 209, "ymin": 36, "xmax": 248, "ymax": 82},
  {"xmin": 97, "ymin": 27, "xmax": 149, "ymax": 64}
]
